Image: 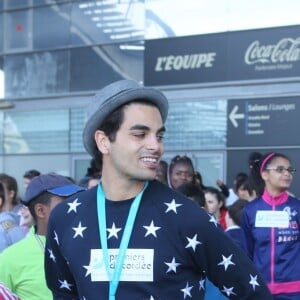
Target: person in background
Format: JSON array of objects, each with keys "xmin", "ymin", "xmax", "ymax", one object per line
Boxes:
[
  {"xmin": 87, "ymin": 174, "xmax": 101, "ymax": 189},
  {"xmin": 235, "ymin": 177, "xmax": 257, "ymax": 202},
  {"xmin": 167, "ymin": 155, "xmax": 195, "ymax": 189},
  {"xmin": 215, "ymin": 179, "xmax": 230, "ymax": 198},
  {"xmin": 23, "ymin": 170, "xmax": 41, "ymax": 189},
  {"xmin": 0, "ymin": 173, "xmax": 84, "ymax": 300},
  {"xmin": 176, "ymin": 182, "xmax": 205, "ymax": 207},
  {"xmin": 45, "ymin": 80, "xmax": 272, "ymax": 299},
  {"xmin": 0, "ymin": 282, "xmax": 20, "ymax": 300},
  {"xmin": 225, "ymin": 172, "xmax": 248, "ymax": 207},
  {"xmin": 0, "ymin": 174, "xmax": 21, "ymax": 214},
  {"xmin": 155, "ymin": 160, "xmax": 168, "ymax": 185},
  {"xmin": 225, "ymin": 199, "xmax": 248, "ymax": 251},
  {"xmin": 241, "ymin": 152, "xmax": 300, "ymax": 300},
  {"xmin": 0, "ymin": 182, "xmax": 26, "ymax": 253},
  {"xmin": 79, "ymin": 158, "xmax": 102, "ymax": 188},
  {"xmin": 204, "ymin": 186, "xmax": 227, "ymax": 230},
  {"xmin": 19, "ymin": 169, "xmax": 41, "ymax": 233},
  {"xmin": 247, "ymin": 151, "xmax": 264, "ymax": 197}
]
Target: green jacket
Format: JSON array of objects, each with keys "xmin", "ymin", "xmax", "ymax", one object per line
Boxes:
[{"xmin": 0, "ymin": 227, "xmax": 52, "ymax": 300}]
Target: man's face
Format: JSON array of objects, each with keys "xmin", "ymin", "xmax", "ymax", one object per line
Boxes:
[{"xmin": 106, "ymin": 103, "xmax": 165, "ymax": 182}]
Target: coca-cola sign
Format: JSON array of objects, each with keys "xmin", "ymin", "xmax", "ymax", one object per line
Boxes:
[{"xmin": 245, "ymin": 38, "xmax": 300, "ymax": 69}]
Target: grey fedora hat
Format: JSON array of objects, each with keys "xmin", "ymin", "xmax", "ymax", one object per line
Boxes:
[{"xmin": 83, "ymin": 80, "xmax": 169, "ymax": 156}]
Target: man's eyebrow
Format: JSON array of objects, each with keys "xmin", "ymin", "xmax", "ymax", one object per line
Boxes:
[{"xmin": 129, "ymin": 125, "xmax": 166, "ymax": 133}]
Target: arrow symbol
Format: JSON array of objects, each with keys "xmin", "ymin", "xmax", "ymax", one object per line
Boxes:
[{"xmin": 229, "ymin": 105, "xmax": 245, "ymax": 128}]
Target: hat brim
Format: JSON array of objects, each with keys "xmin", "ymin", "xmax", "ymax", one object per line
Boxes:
[
  {"xmin": 48, "ymin": 184, "xmax": 85, "ymax": 197},
  {"xmin": 83, "ymin": 87, "xmax": 168, "ymax": 157}
]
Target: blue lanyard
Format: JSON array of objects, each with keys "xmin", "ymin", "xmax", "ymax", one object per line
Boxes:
[{"xmin": 97, "ymin": 181, "xmax": 148, "ymax": 300}]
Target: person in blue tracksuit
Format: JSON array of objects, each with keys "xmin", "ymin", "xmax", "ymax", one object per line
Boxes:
[{"xmin": 241, "ymin": 152, "xmax": 300, "ymax": 300}]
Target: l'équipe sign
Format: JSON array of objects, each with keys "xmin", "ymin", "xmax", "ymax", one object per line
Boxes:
[
  {"xmin": 144, "ymin": 33, "xmax": 227, "ymax": 85},
  {"xmin": 227, "ymin": 97, "xmax": 300, "ymax": 147}
]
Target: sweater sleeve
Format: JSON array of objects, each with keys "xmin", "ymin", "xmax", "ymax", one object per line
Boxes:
[{"xmin": 44, "ymin": 208, "xmax": 80, "ymax": 300}]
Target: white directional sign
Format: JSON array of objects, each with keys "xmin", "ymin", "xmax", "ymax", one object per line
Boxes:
[
  {"xmin": 227, "ymin": 97, "xmax": 300, "ymax": 147},
  {"xmin": 229, "ymin": 105, "xmax": 245, "ymax": 128}
]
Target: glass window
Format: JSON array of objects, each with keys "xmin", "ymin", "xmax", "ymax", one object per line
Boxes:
[
  {"xmin": 4, "ymin": 0, "xmax": 30, "ymax": 10},
  {"xmin": 70, "ymin": 42, "xmax": 143, "ymax": 92},
  {"xmin": 70, "ymin": 107, "xmax": 85, "ymax": 153},
  {"xmin": 4, "ymin": 50, "xmax": 70, "ymax": 98},
  {"xmin": 33, "ymin": 3, "xmax": 71, "ymax": 50},
  {"xmin": 0, "ymin": 56, "xmax": 4, "ymax": 98},
  {"xmin": 0, "ymin": 0, "xmax": 3, "ymax": 11},
  {"xmin": 4, "ymin": 9, "xmax": 32, "ymax": 52},
  {"xmin": 164, "ymin": 99, "xmax": 227, "ymax": 151},
  {"xmin": 0, "ymin": 111, "xmax": 4, "ymax": 154},
  {"xmin": 4, "ymin": 109, "xmax": 69, "ymax": 154},
  {"xmin": 34, "ymin": 0, "xmax": 71, "ymax": 5},
  {"xmin": 0, "ymin": 13, "xmax": 3, "ymax": 53},
  {"xmin": 71, "ymin": 0, "xmax": 144, "ymax": 46}
]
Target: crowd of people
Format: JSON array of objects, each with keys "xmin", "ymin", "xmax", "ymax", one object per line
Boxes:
[{"xmin": 0, "ymin": 79, "xmax": 299, "ymax": 299}]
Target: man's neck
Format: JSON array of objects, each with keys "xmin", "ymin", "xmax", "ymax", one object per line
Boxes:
[{"xmin": 101, "ymin": 177, "xmax": 146, "ymax": 201}]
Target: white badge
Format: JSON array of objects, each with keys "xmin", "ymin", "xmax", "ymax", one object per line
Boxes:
[
  {"xmin": 255, "ymin": 210, "xmax": 289, "ymax": 228},
  {"xmin": 87, "ymin": 248, "xmax": 154, "ymax": 282}
]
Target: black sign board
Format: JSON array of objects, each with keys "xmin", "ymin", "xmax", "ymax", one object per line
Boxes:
[
  {"xmin": 144, "ymin": 33, "xmax": 227, "ymax": 86},
  {"xmin": 144, "ymin": 25, "xmax": 300, "ymax": 86},
  {"xmin": 227, "ymin": 96, "xmax": 300, "ymax": 147}
]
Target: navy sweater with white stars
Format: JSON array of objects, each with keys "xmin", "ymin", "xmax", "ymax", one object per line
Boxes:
[{"xmin": 45, "ymin": 180, "xmax": 272, "ymax": 300}]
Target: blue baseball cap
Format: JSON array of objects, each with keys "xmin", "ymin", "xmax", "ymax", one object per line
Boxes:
[{"xmin": 23, "ymin": 173, "xmax": 85, "ymax": 205}]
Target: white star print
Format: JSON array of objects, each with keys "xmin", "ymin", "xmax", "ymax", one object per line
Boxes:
[
  {"xmin": 249, "ymin": 274, "xmax": 260, "ymax": 290},
  {"xmin": 48, "ymin": 248, "xmax": 56, "ymax": 262},
  {"xmin": 107, "ymin": 222, "xmax": 122, "ymax": 239},
  {"xmin": 208, "ymin": 214, "xmax": 218, "ymax": 227},
  {"xmin": 72, "ymin": 222, "xmax": 87, "ymax": 238},
  {"xmin": 218, "ymin": 254, "xmax": 235, "ymax": 271},
  {"xmin": 221, "ymin": 286, "xmax": 236, "ymax": 296},
  {"xmin": 83, "ymin": 263, "xmax": 94, "ymax": 277},
  {"xmin": 199, "ymin": 278, "xmax": 205, "ymax": 291},
  {"xmin": 164, "ymin": 257, "xmax": 181, "ymax": 273},
  {"xmin": 143, "ymin": 220, "xmax": 161, "ymax": 237},
  {"xmin": 164, "ymin": 199, "xmax": 183, "ymax": 214},
  {"xmin": 59, "ymin": 279, "xmax": 73, "ymax": 290},
  {"xmin": 149, "ymin": 296, "xmax": 155, "ymax": 300},
  {"xmin": 185, "ymin": 234, "xmax": 202, "ymax": 251},
  {"xmin": 67, "ymin": 198, "xmax": 81, "ymax": 213},
  {"xmin": 180, "ymin": 282, "xmax": 193, "ymax": 299},
  {"xmin": 54, "ymin": 230, "xmax": 59, "ymax": 245}
]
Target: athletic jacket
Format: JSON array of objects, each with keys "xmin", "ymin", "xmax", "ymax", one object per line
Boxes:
[
  {"xmin": 45, "ymin": 180, "xmax": 272, "ymax": 299},
  {"xmin": 241, "ymin": 189, "xmax": 300, "ymax": 299}
]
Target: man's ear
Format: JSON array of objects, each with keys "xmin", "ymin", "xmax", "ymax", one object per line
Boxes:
[
  {"xmin": 34, "ymin": 203, "xmax": 47, "ymax": 220},
  {"xmin": 95, "ymin": 130, "xmax": 109, "ymax": 154},
  {"xmin": 0, "ymin": 196, "xmax": 3, "ymax": 208}
]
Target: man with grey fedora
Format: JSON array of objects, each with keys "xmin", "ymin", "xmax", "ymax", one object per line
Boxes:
[{"xmin": 45, "ymin": 80, "xmax": 272, "ymax": 299}]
